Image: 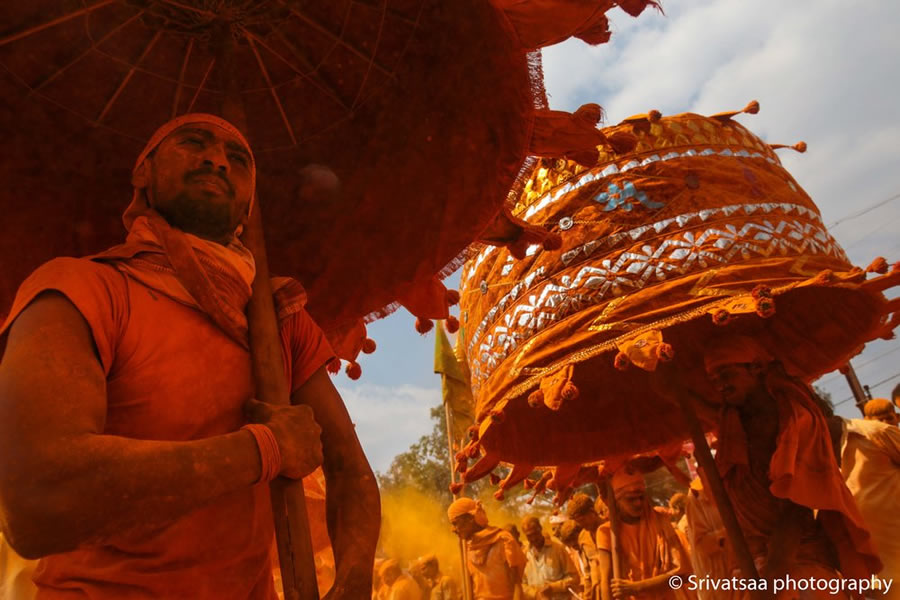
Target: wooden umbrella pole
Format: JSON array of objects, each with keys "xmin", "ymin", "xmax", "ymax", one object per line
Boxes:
[
  {"xmin": 674, "ymin": 391, "xmax": 766, "ymax": 600},
  {"xmin": 214, "ymin": 25, "xmax": 318, "ymax": 600},
  {"xmin": 604, "ymin": 479, "xmax": 621, "ymax": 582},
  {"xmin": 443, "ymin": 399, "xmax": 473, "ymax": 600},
  {"xmin": 244, "ymin": 203, "xmax": 320, "ymax": 600}
]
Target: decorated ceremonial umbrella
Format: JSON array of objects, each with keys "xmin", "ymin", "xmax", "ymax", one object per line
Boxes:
[
  {"xmin": 0, "ymin": 0, "xmax": 659, "ymax": 369},
  {"xmin": 455, "ymin": 102, "xmax": 900, "ymax": 495},
  {"xmin": 0, "ymin": 0, "xmax": 660, "ymax": 597}
]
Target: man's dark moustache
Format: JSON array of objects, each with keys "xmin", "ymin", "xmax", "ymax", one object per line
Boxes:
[{"xmin": 185, "ymin": 169, "xmax": 234, "ymax": 196}]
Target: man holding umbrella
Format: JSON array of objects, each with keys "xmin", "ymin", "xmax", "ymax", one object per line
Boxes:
[{"xmin": 0, "ymin": 114, "xmax": 379, "ymax": 598}]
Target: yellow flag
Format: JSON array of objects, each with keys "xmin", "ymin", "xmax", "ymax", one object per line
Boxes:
[{"xmin": 434, "ymin": 323, "xmax": 475, "ymax": 444}]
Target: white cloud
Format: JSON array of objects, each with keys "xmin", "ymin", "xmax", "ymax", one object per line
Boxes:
[
  {"xmin": 541, "ymin": 0, "xmax": 900, "ymax": 416},
  {"xmin": 337, "ymin": 383, "xmax": 441, "ymax": 474}
]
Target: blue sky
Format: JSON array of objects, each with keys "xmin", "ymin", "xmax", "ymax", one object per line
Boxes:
[{"xmin": 341, "ymin": 0, "xmax": 900, "ymax": 474}]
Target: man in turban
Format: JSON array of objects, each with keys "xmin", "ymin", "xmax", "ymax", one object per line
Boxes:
[
  {"xmin": 837, "ymin": 413, "xmax": 900, "ymax": 598},
  {"xmin": 566, "ymin": 493, "xmax": 606, "ymax": 599},
  {"xmin": 863, "ymin": 398, "xmax": 899, "ymax": 426},
  {"xmin": 0, "ymin": 114, "xmax": 379, "ymax": 598},
  {"xmin": 381, "ymin": 559, "xmax": 423, "ymax": 600},
  {"xmin": 521, "ymin": 516, "xmax": 579, "ymax": 599},
  {"xmin": 448, "ymin": 498, "xmax": 526, "ymax": 600},
  {"xmin": 594, "ymin": 466, "xmax": 694, "ymax": 600},
  {"xmin": 700, "ymin": 335, "xmax": 881, "ymax": 597}
]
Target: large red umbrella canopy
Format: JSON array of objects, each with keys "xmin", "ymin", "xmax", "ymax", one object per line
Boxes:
[{"xmin": 1, "ymin": 0, "xmax": 660, "ymax": 362}]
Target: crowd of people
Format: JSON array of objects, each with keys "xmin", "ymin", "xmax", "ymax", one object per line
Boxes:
[{"xmin": 374, "ymin": 379, "xmax": 900, "ymax": 600}]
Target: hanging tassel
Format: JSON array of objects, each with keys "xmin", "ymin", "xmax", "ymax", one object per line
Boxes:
[
  {"xmin": 711, "ymin": 309, "xmax": 733, "ymax": 326},
  {"xmin": 751, "ymin": 285, "xmax": 773, "ymax": 300},
  {"xmin": 527, "ymin": 389, "xmax": 545, "ymax": 408},
  {"xmin": 755, "ymin": 297, "xmax": 776, "ymax": 319},
  {"xmin": 614, "ymin": 351, "xmax": 631, "ymax": 371},
  {"xmin": 648, "ymin": 109, "xmax": 662, "ymax": 123},
  {"xmin": 616, "ymin": 0, "xmax": 663, "ymax": 17},
  {"xmin": 604, "ymin": 131, "xmax": 639, "ymax": 154},
  {"xmin": 361, "ymin": 338, "xmax": 377, "ymax": 354},
  {"xmin": 445, "ymin": 289, "xmax": 461, "ymax": 306},
  {"xmin": 711, "ymin": 100, "xmax": 760, "ymax": 122},
  {"xmin": 490, "ymin": 409, "xmax": 506, "ymax": 424},
  {"xmin": 866, "ymin": 257, "xmax": 889, "ymax": 274},
  {"xmin": 445, "ymin": 316, "xmax": 460, "ymax": 334},
  {"xmin": 656, "ymin": 343, "xmax": 675, "ymax": 362},
  {"xmin": 415, "ymin": 317, "xmax": 434, "ymax": 334},
  {"xmin": 326, "ymin": 358, "xmax": 342, "ymax": 375},
  {"xmin": 769, "ymin": 141, "xmax": 807, "ymax": 153},
  {"xmin": 810, "ymin": 269, "xmax": 835, "ymax": 286},
  {"xmin": 455, "ymin": 457, "xmax": 468, "ymax": 474},
  {"xmin": 463, "ymin": 453, "xmax": 502, "ymax": 483},
  {"xmin": 466, "ymin": 443, "xmax": 482, "ymax": 459},
  {"xmin": 345, "ymin": 362, "xmax": 362, "ymax": 380}
]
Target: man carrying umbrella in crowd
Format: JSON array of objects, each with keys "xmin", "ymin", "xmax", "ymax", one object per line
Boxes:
[
  {"xmin": 697, "ymin": 336, "xmax": 881, "ymax": 597},
  {"xmin": 520, "ymin": 516, "xmax": 580, "ymax": 599},
  {"xmin": 0, "ymin": 114, "xmax": 380, "ymax": 598},
  {"xmin": 448, "ymin": 497, "xmax": 526, "ymax": 600},
  {"xmin": 594, "ymin": 466, "xmax": 694, "ymax": 600}
]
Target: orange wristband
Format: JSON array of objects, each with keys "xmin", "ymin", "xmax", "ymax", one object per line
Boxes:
[{"xmin": 241, "ymin": 424, "xmax": 282, "ymax": 483}]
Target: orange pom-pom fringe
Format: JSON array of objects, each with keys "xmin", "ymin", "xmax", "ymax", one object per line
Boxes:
[
  {"xmin": 712, "ymin": 310, "xmax": 733, "ymax": 326},
  {"xmin": 756, "ymin": 298, "xmax": 776, "ymax": 319},
  {"xmin": 467, "ymin": 426, "xmax": 480, "ymax": 441},
  {"xmin": 445, "ymin": 316, "xmax": 460, "ymax": 334},
  {"xmin": 561, "ymin": 381, "xmax": 579, "ymax": 402},
  {"xmin": 656, "ymin": 343, "xmax": 675, "ymax": 362},
  {"xmin": 466, "ymin": 444, "xmax": 481, "ymax": 459},
  {"xmin": 361, "ymin": 338, "xmax": 377, "ymax": 354},
  {"xmin": 614, "ymin": 351, "xmax": 631, "ymax": 371},
  {"xmin": 415, "ymin": 317, "xmax": 434, "ymax": 334},
  {"xmin": 490, "ymin": 409, "xmax": 505, "ymax": 424},
  {"xmin": 648, "ymin": 109, "xmax": 662, "ymax": 122},
  {"xmin": 326, "ymin": 358, "xmax": 341, "ymax": 375},
  {"xmin": 743, "ymin": 100, "xmax": 760, "ymax": 115},
  {"xmin": 449, "ymin": 482, "xmax": 464, "ymax": 495},
  {"xmin": 345, "ymin": 362, "xmax": 362, "ymax": 380},
  {"xmin": 867, "ymin": 257, "xmax": 889, "ymax": 274},
  {"xmin": 607, "ymin": 131, "xmax": 638, "ymax": 154},
  {"xmin": 445, "ymin": 289, "xmax": 461, "ymax": 306},
  {"xmin": 751, "ymin": 285, "xmax": 773, "ymax": 300},
  {"xmin": 528, "ymin": 390, "xmax": 544, "ymax": 408},
  {"xmin": 455, "ymin": 459, "xmax": 467, "ymax": 474},
  {"xmin": 493, "ymin": 489, "xmax": 505, "ymax": 501}
]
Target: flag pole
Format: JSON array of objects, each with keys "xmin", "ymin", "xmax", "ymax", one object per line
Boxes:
[{"xmin": 437, "ymin": 322, "xmax": 473, "ymax": 600}]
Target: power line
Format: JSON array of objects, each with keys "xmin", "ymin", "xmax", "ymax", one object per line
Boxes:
[
  {"xmin": 833, "ymin": 371, "xmax": 900, "ymax": 408},
  {"xmin": 827, "ymin": 192, "xmax": 900, "ymax": 229},
  {"xmin": 817, "ymin": 346, "xmax": 900, "ymax": 387}
]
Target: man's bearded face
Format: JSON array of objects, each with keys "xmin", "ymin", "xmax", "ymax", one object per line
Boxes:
[
  {"xmin": 618, "ymin": 490, "xmax": 645, "ymax": 520},
  {"xmin": 523, "ymin": 523, "xmax": 544, "ymax": 549},
  {"xmin": 706, "ymin": 363, "xmax": 760, "ymax": 406},
  {"xmin": 146, "ymin": 123, "xmax": 253, "ymax": 241}
]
